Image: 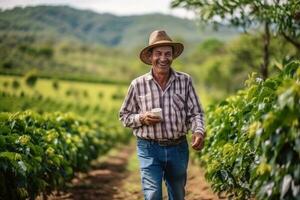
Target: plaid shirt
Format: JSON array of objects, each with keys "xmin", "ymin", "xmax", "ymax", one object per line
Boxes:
[{"xmin": 119, "ymin": 68, "xmax": 205, "ymax": 140}]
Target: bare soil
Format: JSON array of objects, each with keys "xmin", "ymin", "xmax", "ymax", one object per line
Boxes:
[{"xmin": 45, "ymin": 143, "xmax": 221, "ymax": 200}]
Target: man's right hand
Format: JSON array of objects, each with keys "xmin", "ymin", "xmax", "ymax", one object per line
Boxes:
[{"xmin": 139, "ymin": 112, "xmax": 162, "ymax": 126}]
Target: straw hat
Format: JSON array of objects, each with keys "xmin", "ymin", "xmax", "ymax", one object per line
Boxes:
[{"xmin": 139, "ymin": 30, "xmax": 184, "ymax": 65}]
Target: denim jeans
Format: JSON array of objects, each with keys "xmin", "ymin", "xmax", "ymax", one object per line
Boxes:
[{"xmin": 136, "ymin": 137, "xmax": 189, "ymax": 200}]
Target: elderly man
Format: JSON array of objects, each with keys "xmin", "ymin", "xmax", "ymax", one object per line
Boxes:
[{"xmin": 119, "ymin": 30, "xmax": 205, "ymax": 200}]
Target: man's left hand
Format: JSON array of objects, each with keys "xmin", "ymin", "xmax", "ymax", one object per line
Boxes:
[{"xmin": 191, "ymin": 132, "xmax": 205, "ymax": 151}]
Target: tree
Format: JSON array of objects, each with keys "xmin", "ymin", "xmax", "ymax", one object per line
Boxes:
[
  {"xmin": 171, "ymin": 0, "xmax": 300, "ymax": 79},
  {"xmin": 24, "ymin": 70, "xmax": 38, "ymax": 87}
]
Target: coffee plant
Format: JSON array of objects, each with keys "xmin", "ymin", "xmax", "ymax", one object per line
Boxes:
[
  {"xmin": 200, "ymin": 60, "xmax": 300, "ymax": 200},
  {"xmin": 0, "ymin": 111, "xmax": 130, "ymax": 200}
]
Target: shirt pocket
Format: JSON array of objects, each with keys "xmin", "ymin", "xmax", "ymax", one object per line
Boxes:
[
  {"xmin": 172, "ymin": 93, "xmax": 186, "ymax": 110},
  {"xmin": 172, "ymin": 93, "xmax": 187, "ymax": 132}
]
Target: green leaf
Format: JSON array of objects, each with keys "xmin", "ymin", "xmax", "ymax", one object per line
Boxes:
[
  {"xmin": 280, "ymin": 174, "xmax": 292, "ymax": 199},
  {"xmin": 0, "ymin": 152, "xmax": 22, "ymax": 161},
  {"xmin": 0, "ymin": 135, "xmax": 6, "ymax": 147}
]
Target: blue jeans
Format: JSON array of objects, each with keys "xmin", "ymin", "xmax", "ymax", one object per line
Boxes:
[{"xmin": 136, "ymin": 137, "xmax": 189, "ymax": 200}]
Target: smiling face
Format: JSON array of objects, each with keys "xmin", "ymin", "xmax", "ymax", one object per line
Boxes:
[{"xmin": 150, "ymin": 46, "xmax": 173, "ymax": 73}]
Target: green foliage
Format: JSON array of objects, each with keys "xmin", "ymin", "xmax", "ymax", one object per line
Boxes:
[
  {"xmin": 24, "ymin": 70, "xmax": 38, "ymax": 87},
  {"xmin": 98, "ymin": 92, "xmax": 104, "ymax": 99},
  {"xmin": 83, "ymin": 90, "xmax": 89, "ymax": 98},
  {"xmin": 12, "ymin": 80, "xmax": 20, "ymax": 89},
  {"xmin": 200, "ymin": 60, "xmax": 300, "ymax": 199},
  {"xmin": 188, "ymin": 34, "xmax": 297, "ymax": 100},
  {"xmin": 112, "ymin": 91, "xmax": 125, "ymax": 100},
  {"xmin": 2, "ymin": 81, "xmax": 9, "ymax": 88},
  {"xmin": 252, "ymin": 61, "xmax": 300, "ymax": 200},
  {"xmin": 0, "ymin": 110, "xmax": 131, "ymax": 200},
  {"xmin": 2, "ymin": 60, "xmax": 14, "ymax": 69},
  {"xmin": 189, "ymin": 38, "xmax": 225, "ymax": 64},
  {"xmin": 0, "ymin": 33, "xmax": 135, "ymax": 84},
  {"xmin": 19, "ymin": 43, "xmax": 53, "ymax": 58},
  {"xmin": 172, "ymin": 0, "xmax": 300, "ymax": 38},
  {"xmin": 172, "ymin": 0, "xmax": 300, "ymax": 80},
  {"xmin": 52, "ymin": 80, "xmax": 59, "ymax": 90},
  {"xmin": 0, "ymin": 91, "xmax": 120, "ymax": 122}
]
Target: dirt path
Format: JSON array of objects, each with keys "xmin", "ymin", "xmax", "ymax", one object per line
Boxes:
[
  {"xmin": 185, "ymin": 161, "xmax": 222, "ymax": 200},
  {"xmin": 46, "ymin": 141, "xmax": 221, "ymax": 200}
]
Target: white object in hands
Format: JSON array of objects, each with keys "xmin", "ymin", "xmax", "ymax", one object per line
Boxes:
[{"xmin": 151, "ymin": 108, "xmax": 163, "ymax": 119}]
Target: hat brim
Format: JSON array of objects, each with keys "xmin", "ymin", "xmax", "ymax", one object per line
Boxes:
[{"xmin": 139, "ymin": 41, "xmax": 184, "ymax": 65}]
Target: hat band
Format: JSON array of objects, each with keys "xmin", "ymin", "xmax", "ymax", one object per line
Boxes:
[{"xmin": 149, "ymin": 40, "xmax": 173, "ymax": 45}]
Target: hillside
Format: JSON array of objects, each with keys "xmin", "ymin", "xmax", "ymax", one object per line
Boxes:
[
  {"xmin": 0, "ymin": 5, "xmax": 239, "ymax": 49},
  {"xmin": 0, "ymin": 5, "xmax": 247, "ymax": 88}
]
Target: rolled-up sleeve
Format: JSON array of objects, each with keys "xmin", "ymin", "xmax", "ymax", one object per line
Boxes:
[
  {"xmin": 119, "ymin": 81, "xmax": 142, "ymax": 128},
  {"xmin": 186, "ymin": 77, "xmax": 205, "ymax": 136}
]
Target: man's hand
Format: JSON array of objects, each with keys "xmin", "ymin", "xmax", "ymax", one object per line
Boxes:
[
  {"xmin": 191, "ymin": 132, "xmax": 205, "ymax": 151},
  {"xmin": 139, "ymin": 112, "xmax": 162, "ymax": 126}
]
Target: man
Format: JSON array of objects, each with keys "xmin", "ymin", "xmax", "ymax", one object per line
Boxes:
[{"xmin": 119, "ymin": 30, "xmax": 205, "ymax": 200}]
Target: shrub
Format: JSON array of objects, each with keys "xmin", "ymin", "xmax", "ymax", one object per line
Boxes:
[
  {"xmin": 24, "ymin": 70, "xmax": 38, "ymax": 88},
  {"xmin": 201, "ymin": 60, "xmax": 300, "ymax": 200}
]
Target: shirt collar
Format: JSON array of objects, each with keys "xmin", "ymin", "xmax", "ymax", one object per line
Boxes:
[{"xmin": 145, "ymin": 68, "xmax": 179, "ymax": 81}]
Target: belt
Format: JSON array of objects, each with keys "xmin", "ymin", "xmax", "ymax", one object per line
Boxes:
[{"xmin": 137, "ymin": 135, "xmax": 186, "ymax": 146}]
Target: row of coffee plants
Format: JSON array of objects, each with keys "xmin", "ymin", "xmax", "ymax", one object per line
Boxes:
[
  {"xmin": 0, "ymin": 91, "xmax": 108, "ymax": 119},
  {"xmin": 199, "ymin": 60, "xmax": 300, "ymax": 199},
  {"xmin": 0, "ymin": 110, "xmax": 131, "ymax": 200}
]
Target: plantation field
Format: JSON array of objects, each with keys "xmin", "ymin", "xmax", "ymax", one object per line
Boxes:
[
  {"xmin": 0, "ymin": 75, "xmax": 128, "ymax": 109},
  {"xmin": 0, "ymin": 75, "xmax": 135, "ymax": 200}
]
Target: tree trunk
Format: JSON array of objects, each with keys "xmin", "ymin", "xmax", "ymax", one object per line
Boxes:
[{"xmin": 261, "ymin": 21, "xmax": 270, "ymax": 80}]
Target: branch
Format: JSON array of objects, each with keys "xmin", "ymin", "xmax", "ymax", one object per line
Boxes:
[{"xmin": 281, "ymin": 32, "xmax": 300, "ymax": 50}]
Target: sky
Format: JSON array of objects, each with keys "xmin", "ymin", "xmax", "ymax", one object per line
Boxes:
[{"xmin": 0, "ymin": 0, "xmax": 196, "ymax": 19}]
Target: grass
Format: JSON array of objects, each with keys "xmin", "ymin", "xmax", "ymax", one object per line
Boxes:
[{"xmin": 0, "ymin": 75, "xmax": 128, "ymax": 110}]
